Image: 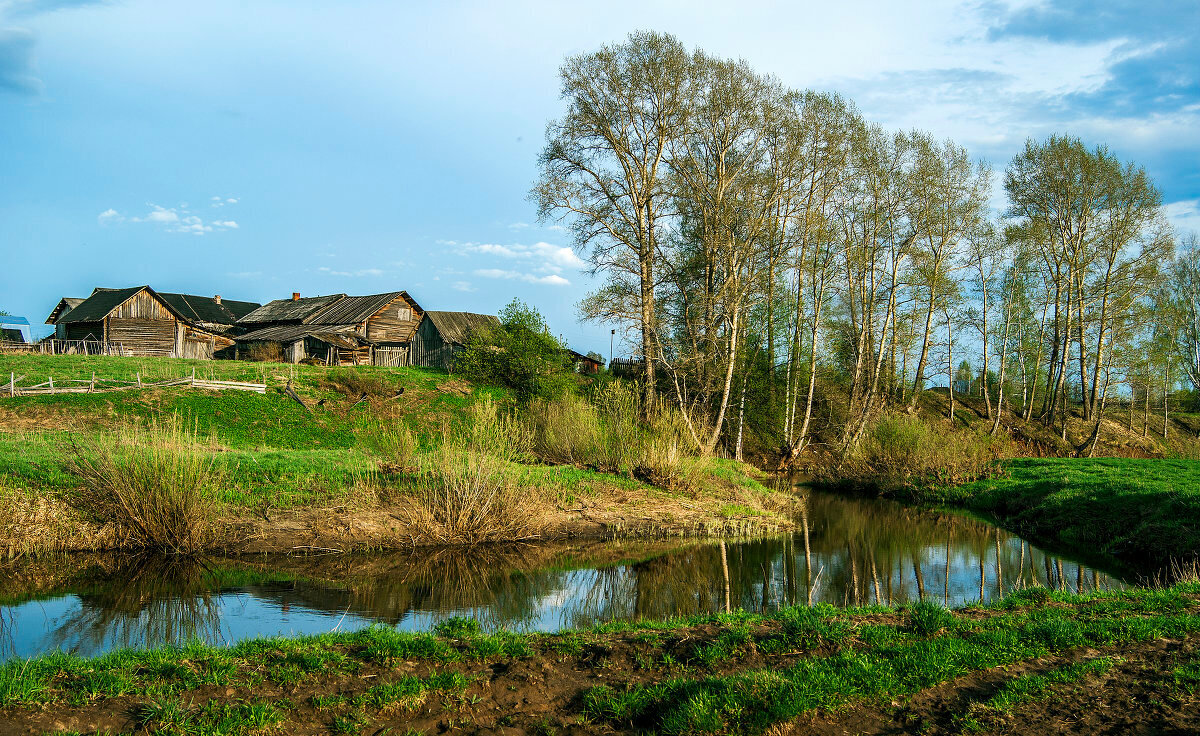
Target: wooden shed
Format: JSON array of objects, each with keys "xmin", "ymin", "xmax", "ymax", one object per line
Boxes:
[
  {"xmin": 567, "ymin": 349, "xmax": 604, "ymax": 375},
  {"xmin": 46, "ymin": 287, "xmax": 260, "ymax": 359},
  {"xmin": 233, "ymin": 291, "xmax": 424, "ymax": 366},
  {"xmin": 410, "ymin": 311, "xmax": 500, "ymax": 370}
]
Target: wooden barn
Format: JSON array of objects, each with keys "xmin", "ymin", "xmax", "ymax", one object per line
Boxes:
[
  {"xmin": 567, "ymin": 349, "xmax": 604, "ymax": 374},
  {"xmin": 233, "ymin": 291, "xmax": 424, "ymax": 366},
  {"xmin": 46, "ymin": 286, "xmax": 260, "ymax": 359},
  {"xmin": 410, "ymin": 311, "xmax": 500, "ymax": 370}
]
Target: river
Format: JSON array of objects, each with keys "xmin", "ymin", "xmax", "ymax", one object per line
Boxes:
[{"xmin": 0, "ymin": 488, "xmax": 1134, "ymax": 661}]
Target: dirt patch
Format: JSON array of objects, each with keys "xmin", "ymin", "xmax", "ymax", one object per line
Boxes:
[{"xmin": 782, "ymin": 635, "xmax": 1200, "ymax": 736}]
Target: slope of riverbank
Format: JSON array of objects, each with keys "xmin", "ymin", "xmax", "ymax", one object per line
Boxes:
[
  {"xmin": 3, "ymin": 584, "xmax": 1199, "ymax": 735},
  {"xmin": 0, "ymin": 355, "xmax": 793, "ymax": 555},
  {"xmin": 843, "ymin": 457, "xmax": 1200, "ymax": 571}
]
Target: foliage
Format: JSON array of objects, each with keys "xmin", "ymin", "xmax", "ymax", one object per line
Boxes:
[
  {"xmin": 833, "ymin": 413, "xmax": 1001, "ymax": 490},
  {"xmin": 69, "ymin": 418, "xmax": 225, "ymax": 555},
  {"xmin": 455, "ymin": 299, "xmax": 576, "ymax": 403}
]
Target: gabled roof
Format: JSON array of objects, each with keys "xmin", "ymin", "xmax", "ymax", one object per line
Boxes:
[
  {"xmin": 237, "ymin": 294, "xmax": 347, "ymax": 325},
  {"xmin": 46, "ymin": 298, "xmax": 86, "ymax": 325},
  {"xmin": 567, "ymin": 348, "xmax": 603, "ymax": 366},
  {"xmin": 57, "ymin": 286, "xmax": 149, "ymax": 324},
  {"xmin": 159, "ymin": 293, "xmax": 261, "ymax": 325},
  {"xmin": 424, "ymin": 311, "xmax": 500, "ymax": 346},
  {"xmin": 236, "ymin": 323, "xmax": 364, "ymax": 349},
  {"xmin": 308, "ymin": 291, "xmax": 407, "ymax": 325}
]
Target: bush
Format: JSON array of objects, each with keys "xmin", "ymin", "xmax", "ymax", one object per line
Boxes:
[
  {"xmin": 838, "ymin": 413, "xmax": 999, "ymax": 491},
  {"xmin": 69, "ymin": 419, "xmax": 225, "ymax": 554},
  {"xmin": 392, "ymin": 398, "xmax": 544, "ymax": 544},
  {"xmin": 454, "ymin": 299, "xmax": 576, "ymax": 403}
]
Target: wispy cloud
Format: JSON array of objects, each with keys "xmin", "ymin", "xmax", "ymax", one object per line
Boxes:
[
  {"xmin": 317, "ymin": 266, "xmax": 385, "ymax": 278},
  {"xmin": 0, "ymin": 28, "xmax": 40, "ymax": 94},
  {"xmin": 97, "ymin": 201, "xmax": 240, "ymax": 235},
  {"xmin": 474, "ymin": 268, "xmax": 570, "ymax": 286},
  {"xmin": 452, "ymin": 280, "xmax": 476, "ymax": 292},
  {"xmin": 1165, "ymin": 199, "xmax": 1200, "ymax": 235}
]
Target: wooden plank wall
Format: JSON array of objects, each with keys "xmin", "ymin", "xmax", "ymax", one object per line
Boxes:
[
  {"xmin": 365, "ymin": 294, "xmax": 422, "ymax": 344},
  {"xmin": 410, "ymin": 318, "xmax": 457, "ymax": 369}
]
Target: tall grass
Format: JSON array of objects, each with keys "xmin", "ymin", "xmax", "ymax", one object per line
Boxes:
[
  {"xmin": 836, "ymin": 413, "xmax": 1001, "ymax": 491},
  {"xmin": 70, "ymin": 419, "xmax": 225, "ymax": 555},
  {"xmin": 392, "ymin": 398, "xmax": 546, "ymax": 544},
  {"xmin": 523, "ymin": 383, "xmax": 705, "ymax": 492}
]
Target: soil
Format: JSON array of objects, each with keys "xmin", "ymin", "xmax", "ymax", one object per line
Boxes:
[{"xmin": 3, "ymin": 626, "xmax": 1198, "ymax": 735}]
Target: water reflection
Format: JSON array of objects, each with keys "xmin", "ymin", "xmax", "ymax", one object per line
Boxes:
[{"xmin": 0, "ymin": 488, "xmax": 1133, "ymax": 661}]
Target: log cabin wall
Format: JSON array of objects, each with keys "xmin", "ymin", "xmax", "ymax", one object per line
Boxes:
[
  {"xmin": 365, "ymin": 294, "xmax": 422, "ymax": 345},
  {"xmin": 104, "ymin": 291, "xmax": 179, "ymax": 357},
  {"xmin": 410, "ymin": 317, "xmax": 455, "ymax": 369}
]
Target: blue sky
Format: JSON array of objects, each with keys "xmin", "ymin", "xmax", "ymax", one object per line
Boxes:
[{"xmin": 1, "ymin": 0, "xmax": 1197, "ymax": 352}]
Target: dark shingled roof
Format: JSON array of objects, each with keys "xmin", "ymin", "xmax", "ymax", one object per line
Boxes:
[
  {"xmin": 424, "ymin": 311, "xmax": 500, "ymax": 346},
  {"xmin": 159, "ymin": 293, "xmax": 261, "ymax": 326},
  {"xmin": 45, "ymin": 297, "xmax": 86, "ymax": 324},
  {"xmin": 236, "ymin": 323, "xmax": 364, "ymax": 349},
  {"xmin": 567, "ymin": 349, "xmax": 603, "ymax": 366},
  {"xmin": 237, "ymin": 294, "xmax": 346, "ymax": 325},
  {"xmin": 57, "ymin": 286, "xmax": 148, "ymax": 324},
  {"xmin": 307, "ymin": 292, "xmax": 406, "ymax": 325}
]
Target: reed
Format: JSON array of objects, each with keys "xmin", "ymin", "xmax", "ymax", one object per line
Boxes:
[{"xmin": 69, "ymin": 418, "xmax": 225, "ymax": 555}]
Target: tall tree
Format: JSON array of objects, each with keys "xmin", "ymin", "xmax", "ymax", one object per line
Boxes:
[{"xmin": 535, "ymin": 31, "xmax": 693, "ymax": 411}]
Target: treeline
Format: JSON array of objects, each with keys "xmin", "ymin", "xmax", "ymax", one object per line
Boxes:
[{"xmin": 535, "ymin": 31, "xmax": 1199, "ymax": 460}]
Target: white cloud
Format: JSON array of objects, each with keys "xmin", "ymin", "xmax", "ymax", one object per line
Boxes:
[
  {"xmin": 457, "ymin": 240, "xmax": 587, "ymax": 269},
  {"xmin": 100, "ymin": 201, "xmax": 240, "ymax": 235},
  {"xmin": 1166, "ymin": 199, "xmax": 1200, "ymax": 236},
  {"xmin": 474, "ymin": 268, "xmax": 570, "ymax": 286},
  {"xmin": 508, "ymin": 221, "xmax": 530, "ymax": 229},
  {"xmin": 229, "ymin": 270, "xmax": 262, "ymax": 279},
  {"xmin": 452, "ymin": 280, "xmax": 476, "ymax": 292},
  {"xmin": 317, "ymin": 266, "xmax": 385, "ymax": 277}
]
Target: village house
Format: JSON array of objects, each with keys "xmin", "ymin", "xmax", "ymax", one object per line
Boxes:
[
  {"xmin": 233, "ymin": 291, "xmax": 424, "ymax": 366},
  {"xmin": 410, "ymin": 311, "xmax": 501, "ymax": 369},
  {"xmin": 44, "ymin": 286, "xmax": 260, "ymax": 358}
]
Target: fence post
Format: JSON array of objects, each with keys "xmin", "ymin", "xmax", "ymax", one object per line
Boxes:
[
  {"xmin": 90, "ymin": 371, "xmax": 95, "ymax": 393},
  {"xmin": 191, "ymin": 367, "xmax": 196, "ymax": 386},
  {"xmin": 137, "ymin": 371, "xmax": 142, "ymax": 389},
  {"xmin": 8, "ymin": 372, "xmax": 12, "ymax": 398},
  {"xmin": 49, "ymin": 376, "xmax": 54, "ymax": 394}
]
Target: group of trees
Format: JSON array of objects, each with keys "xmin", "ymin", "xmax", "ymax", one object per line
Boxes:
[{"xmin": 536, "ymin": 31, "xmax": 1196, "ymax": 459}]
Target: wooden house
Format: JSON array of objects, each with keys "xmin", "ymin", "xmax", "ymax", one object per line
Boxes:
[
  {"xmin": 233, "ymin": 291, "xmax": 424, "ymax": 366},
  {"xmin": 45, "ymin": 298, "xmax": 85, "ymax": 335},
  {"xmin": 567, "ymin": 349, "xmax": 604, "ymax": 375},
  {"xmin": 410, "ymin": 311, "xmax": 500, "ymax": 370},
  {"xmin": 46, "ymin": 286, "xmax": 261, "ymax": 359}
]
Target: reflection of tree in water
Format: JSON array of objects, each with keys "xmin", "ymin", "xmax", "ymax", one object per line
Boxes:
[{"xmin": 44, "ymin": 555, "xmax": 229, "ymax": 654}]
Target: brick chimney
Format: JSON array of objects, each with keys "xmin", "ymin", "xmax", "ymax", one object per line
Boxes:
[
  {"xmin": 213, "ymin": 295, "xmax": 222, "ymax": 305},
  {"xmin": 292, "ymin": 292, "xmax": 301, "ymax": 301}
]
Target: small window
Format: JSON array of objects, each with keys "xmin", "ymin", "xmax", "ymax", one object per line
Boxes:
[{"xmin": 397, "ymin": 307, "xmax": 413, "ymax": 322}]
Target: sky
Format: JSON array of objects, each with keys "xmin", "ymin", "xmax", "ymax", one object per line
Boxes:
[{"xmin": 1, "ymin": 0, "xmax": 1197, "ymax": 352}]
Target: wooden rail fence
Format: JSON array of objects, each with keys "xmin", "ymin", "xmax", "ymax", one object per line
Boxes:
[{"xmin": 3, "ymin": 369, "xmax": 266, "ymax": 397}]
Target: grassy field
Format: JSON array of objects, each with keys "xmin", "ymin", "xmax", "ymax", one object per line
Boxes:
[
  {"xmin": 869, "ymin": 458, "xmax": 1200, "ymax": 570},
  {"xmin": 0, "ymin": 354, "xmax": 792, "ymax": 554},
  {"xmin": 3, "ymin": 583, "xmax": 1199, "ymax": 734}
]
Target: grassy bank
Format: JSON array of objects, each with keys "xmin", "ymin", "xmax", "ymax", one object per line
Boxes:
[
  {"xmin": 0, "ymin": 355, "xmax": 792, "ymax": 555},
  {"xmin": 3, "ymin": 584, "xmax": 1200, "ymax": 734},
  {"xmin": 883, "ymin": 458, "xmax": 1200, "ymax": 570}
]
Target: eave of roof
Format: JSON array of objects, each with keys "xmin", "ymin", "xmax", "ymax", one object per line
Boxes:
[
  {"xmin": 57, "ymin": 286, "xmax": 149, "ymax": 324},
  {"xmin": 424, "ymin": 311, "xmax": 500, "ymax": 346}
]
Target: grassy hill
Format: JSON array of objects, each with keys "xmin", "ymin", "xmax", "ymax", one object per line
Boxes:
[{"xmin": 0, "ymin": 354, "xmax": 793, "ymax": 555}]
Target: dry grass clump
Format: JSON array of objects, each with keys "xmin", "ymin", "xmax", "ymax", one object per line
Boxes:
[
  {"xmin": 839, "ymin": 413, "xmax": 1000, "ymax": 490},
  {"xmin": 523, "ymin": 383, "xmax": 706, "ymax": 492},
  {"xmin": 69, "ymin": 419, "xmax": 225, "ymax": 555},
  {"xmin": 324, "ymin": 367, "xmax": 391, "ymax": 399},
  {"xmin": 392, "ymin": 398, "xmax": 546, "ymax": 545},
  {"xmin": 0, "ymin": 479, "xmax": 113, "ymax": 556},
  {"xmin": 243, "ymin": 342, "xmax": 283, "ymax": 363}
]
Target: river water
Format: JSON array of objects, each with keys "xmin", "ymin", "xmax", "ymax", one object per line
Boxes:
[{"xmin": 0, "ymin": 489, "xmax": 1134, "ymax": 661}]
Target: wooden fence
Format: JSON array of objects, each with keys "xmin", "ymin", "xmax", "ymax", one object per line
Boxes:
[
  {"xmin": 3, "ymin": 369, "xmax": 266, "ymax": 397},
  {"xmin": 372, "ymin": 346, "xmax": 410, "ymax": 367},
  {"xmin": 0, "ymin": 339, "xmax": 133, "ymax": 356}
]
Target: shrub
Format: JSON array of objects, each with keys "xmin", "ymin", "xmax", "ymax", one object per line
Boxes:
[
  {"xmin": 393, "ymin": 398, "xmax": 544, "ymax": 544},
  {"xmin": 524, "ymin": 393, "xmax": 603, "ymax": 466},
  {"xmin": 324, "ymin": 367, "xmax": 390, "ymax": 398},
  {"xmin": 455, "ymin": 299, "xmax": 576, "ymax": 403},
  {"xmin": 838, "ymin": 413, "xmax": 999, "ymax": 491},
  {"xmin": 69, "ymin": 419, "xmax": 225, "ymax": 554}
]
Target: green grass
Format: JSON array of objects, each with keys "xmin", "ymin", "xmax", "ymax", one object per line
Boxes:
[
  {"xmin": 955, "ymin": 656, "xmax": 1117, "ymax": 732},
  {"xmin": 897, "ymin": 458, "xmax": 1200, "ymax": 567}
]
